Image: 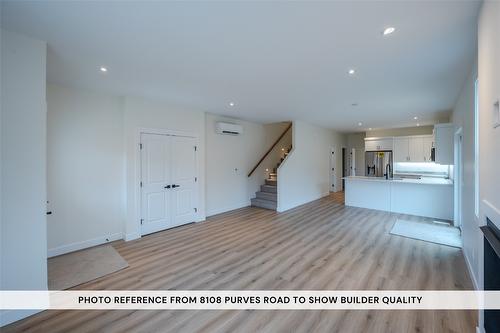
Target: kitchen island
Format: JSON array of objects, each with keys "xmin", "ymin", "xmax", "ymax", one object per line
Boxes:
[{"xmin": 344, "ymin": 176, "xmax": 453, "ymax": 220}]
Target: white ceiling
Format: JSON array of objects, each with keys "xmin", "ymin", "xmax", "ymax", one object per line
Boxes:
[{"xmin": 1, "ymin": 1, "xmax": 480, "ymax": 132}]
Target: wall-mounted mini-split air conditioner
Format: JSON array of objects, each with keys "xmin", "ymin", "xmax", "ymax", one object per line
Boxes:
[{"xmin": 215, "ymin": 122, "xmax": 243, "ymax": 135}]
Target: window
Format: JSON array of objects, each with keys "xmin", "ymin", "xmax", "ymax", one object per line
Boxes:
[{"xmin": 474, "ymin": 77, "xmax": 479, "ymax": 218}]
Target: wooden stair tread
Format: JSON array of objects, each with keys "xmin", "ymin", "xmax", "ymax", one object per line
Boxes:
[{"xmin": 265, "ymin": 179, "xmax": 277, "ymax": 186}]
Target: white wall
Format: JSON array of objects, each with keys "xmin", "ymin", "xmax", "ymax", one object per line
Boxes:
[
  {"xmin": 478, "ymin": 0, "xmax": 500, "ymax": 230},
  {"xmin": 366, "ymin": 125, "xmax": 434, "ymax": 138},
  {"xmin": 451, "ymin": 59, "xmax": 479, "ymax": 287},
  {"xmin": 205, "ymin": 116, "xmax": 291, "ymax": 216},
  {"xmin": 278, "ymin": 121, "xmax": 343, "ymax": 211},
  {"xmin": 46, "ymin": 85, "xmax": 125, "ymax": 256},
  {"xmin": 205, "ymin": 114, "xmax": 267, "ymax": 216},
  {"xmin": 0, "ymin": 30, "xmax": 47, "ymax": 326},
  {"xmin": 476, "ymin": 3, "xmax": 500, "ymax": 330},
  {"xmin": 123, "ymin": 96, "xmax": 206, "ymax": 240}
]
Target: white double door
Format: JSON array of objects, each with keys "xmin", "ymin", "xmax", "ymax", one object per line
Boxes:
[{"xmin": 141, "ymin": 133, "xmax": 198, "ymax": 236}]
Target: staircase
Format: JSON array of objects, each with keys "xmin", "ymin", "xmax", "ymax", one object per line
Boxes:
[
  {"xmin": 251, "ymin": 178, "xmax": 277, "ymax": 210},
  {"xmin": 251, "ymin": 147, "xmax": 290, "ymax": 210}
]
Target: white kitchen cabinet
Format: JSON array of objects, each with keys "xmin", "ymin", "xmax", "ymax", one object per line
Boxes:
[
  {"xmin": 344, "ymin": 177, "xmax": 453, "ymax": 220},
  {"xmin": 394, "ymin": 135, "xmax": 434, "ymax": 163},
  {"xmin": 345, "ymin": 178, "xmax": 391, "ymax": 211},
  {"xmin": 409, "ymin": 137, "xmax": 424, "ymax": 162},
  {"xmin": 391, "ymin": 181, "xmax": 453, "ymax": 220},
  {"xmin": 364, "ymin": 137, "xmax": 393, "ymax": 151},
  {"xmin": 434, "ymin": 123, "xmax": 454, "ymax": 165},
  {"xmin": 393, "ymin": 137, "xmax": 410, "ymax": 162}
]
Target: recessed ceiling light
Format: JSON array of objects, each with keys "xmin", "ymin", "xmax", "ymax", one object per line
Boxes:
[
  {"xmin": 99, "ymin": 66, "xmax": 108, "ymax": 73},
  {"xmin": 413, "ymin": 116, "xmax": 418, "ymax": 120},
  {"xmin": 383, "ymin": 27, "xmax": 396, "ymax": 36},
  {"xmin": 229, "ymin": 102, "xmax": 235, "ymax": 107},
  {"xmin": 416, "ymin": 123, "xmax": 420, "ymax": 127},
  {"xmin": 348, "ymin": 69, "xmax": 356, "ymax": 75},
  {"xmin": 358, "ymin": 122, "xmax": 363, "ymax": 126}
]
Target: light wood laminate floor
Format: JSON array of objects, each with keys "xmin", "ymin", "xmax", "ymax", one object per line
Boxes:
[{"xmin": 3, "ymin": 192, "xmax": 476, "ymax": 333}]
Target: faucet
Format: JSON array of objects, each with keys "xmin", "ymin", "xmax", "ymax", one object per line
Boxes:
[{"xmin": 385, "ymin": 163, "xmax": 392, "ymax": 180}]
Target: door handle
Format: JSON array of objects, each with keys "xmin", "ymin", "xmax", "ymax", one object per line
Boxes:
[
  {"xmin": 164, "ymin": 185, "xmax": 171, "ymax": 189},
  {"xmin": 172, "ymin": 184, "xmax": 180, "ymax": 188}
]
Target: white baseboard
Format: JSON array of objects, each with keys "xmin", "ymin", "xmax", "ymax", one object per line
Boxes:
[
  {"xmin": 0, "ymin": 309, "xmax": 42, "ymax": 327},
  {"xmin": 278, "ymin": 193, "xmax": 330, "ymax": 213},
  {"xmin": 125, "ymin": 232, "xmax": 141, "ymax": 242},
  {"xmin": 124, "ymin": 215, "xmax": 205, "ymax": 242},
  {"xmin": 47, "ymin": 232, "xmax": 123, "ymax": 257},
  {"xmin": 206, "ymin": 201, "xmax": 250, "ymax": 217},
  {"xmin": 463, "ymin": 249, "xmax": 479, "ymax": 290}
]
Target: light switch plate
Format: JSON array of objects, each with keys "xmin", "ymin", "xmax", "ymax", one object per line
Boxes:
[{"xmin": 494, "ymin": 99, "xmax": 500, "ymax": 128}]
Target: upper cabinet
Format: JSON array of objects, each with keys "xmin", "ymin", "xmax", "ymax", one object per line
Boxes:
[
  {"xmin": 434, "ymin": 123, "xmax": 454, "ymax": 165},
  {"xmin": 393, "ymin": 135, "xmax": 434, "ymax": 163},
  {"xmin": 364, "ymin": 124, "xmax": 451, "ymax": 164},
  {"xmin": 364, "ymin": 137, "xmax": 393, "ymax": 151},
  {"xmin": 393, "ymin": 137, "xmax": 410, "ymax": 162},
  {"xmin": 409, "ymin": 137, "xmax": 425, "ymax": 162}
]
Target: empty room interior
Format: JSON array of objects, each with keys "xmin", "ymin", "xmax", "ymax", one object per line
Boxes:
[{"xmin": 1, "ymin": 1, "xmax": 500, "ymax": 332}]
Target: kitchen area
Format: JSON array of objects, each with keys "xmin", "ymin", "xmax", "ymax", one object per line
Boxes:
[{"xmin": 344, "ymin": 123, "xmax": 455, "ymax": 221}]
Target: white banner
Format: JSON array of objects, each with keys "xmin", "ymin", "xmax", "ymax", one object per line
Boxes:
[{"xmin": 1, "ymin": 290, "xmax": 500, "ymax": 310}]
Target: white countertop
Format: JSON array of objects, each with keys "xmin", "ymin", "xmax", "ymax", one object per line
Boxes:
[{"xmin": 343, "ymin": 176, "xmax": 453, "ymax": 186}]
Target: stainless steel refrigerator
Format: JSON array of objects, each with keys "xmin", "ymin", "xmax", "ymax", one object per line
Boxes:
[{"xmin": 365, "ymin": 151, "xmax": 393, "ymax": 178}]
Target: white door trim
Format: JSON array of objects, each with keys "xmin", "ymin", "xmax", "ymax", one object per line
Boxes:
[
  {"xmin": 330, "ymin": 147, "xmax": 337, "ymax": 192},
  {"xmin": 134, "ymin": 127, "xmax": 201, "ymax": 240},
  {"xmin": 453, "ymin": 127, "xmax": 463, "ymax": 228}
]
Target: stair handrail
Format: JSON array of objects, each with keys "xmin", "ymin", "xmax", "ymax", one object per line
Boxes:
[{"xmin": 247, "ymin": 123, "xmax": 292, "ymax": 177}]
